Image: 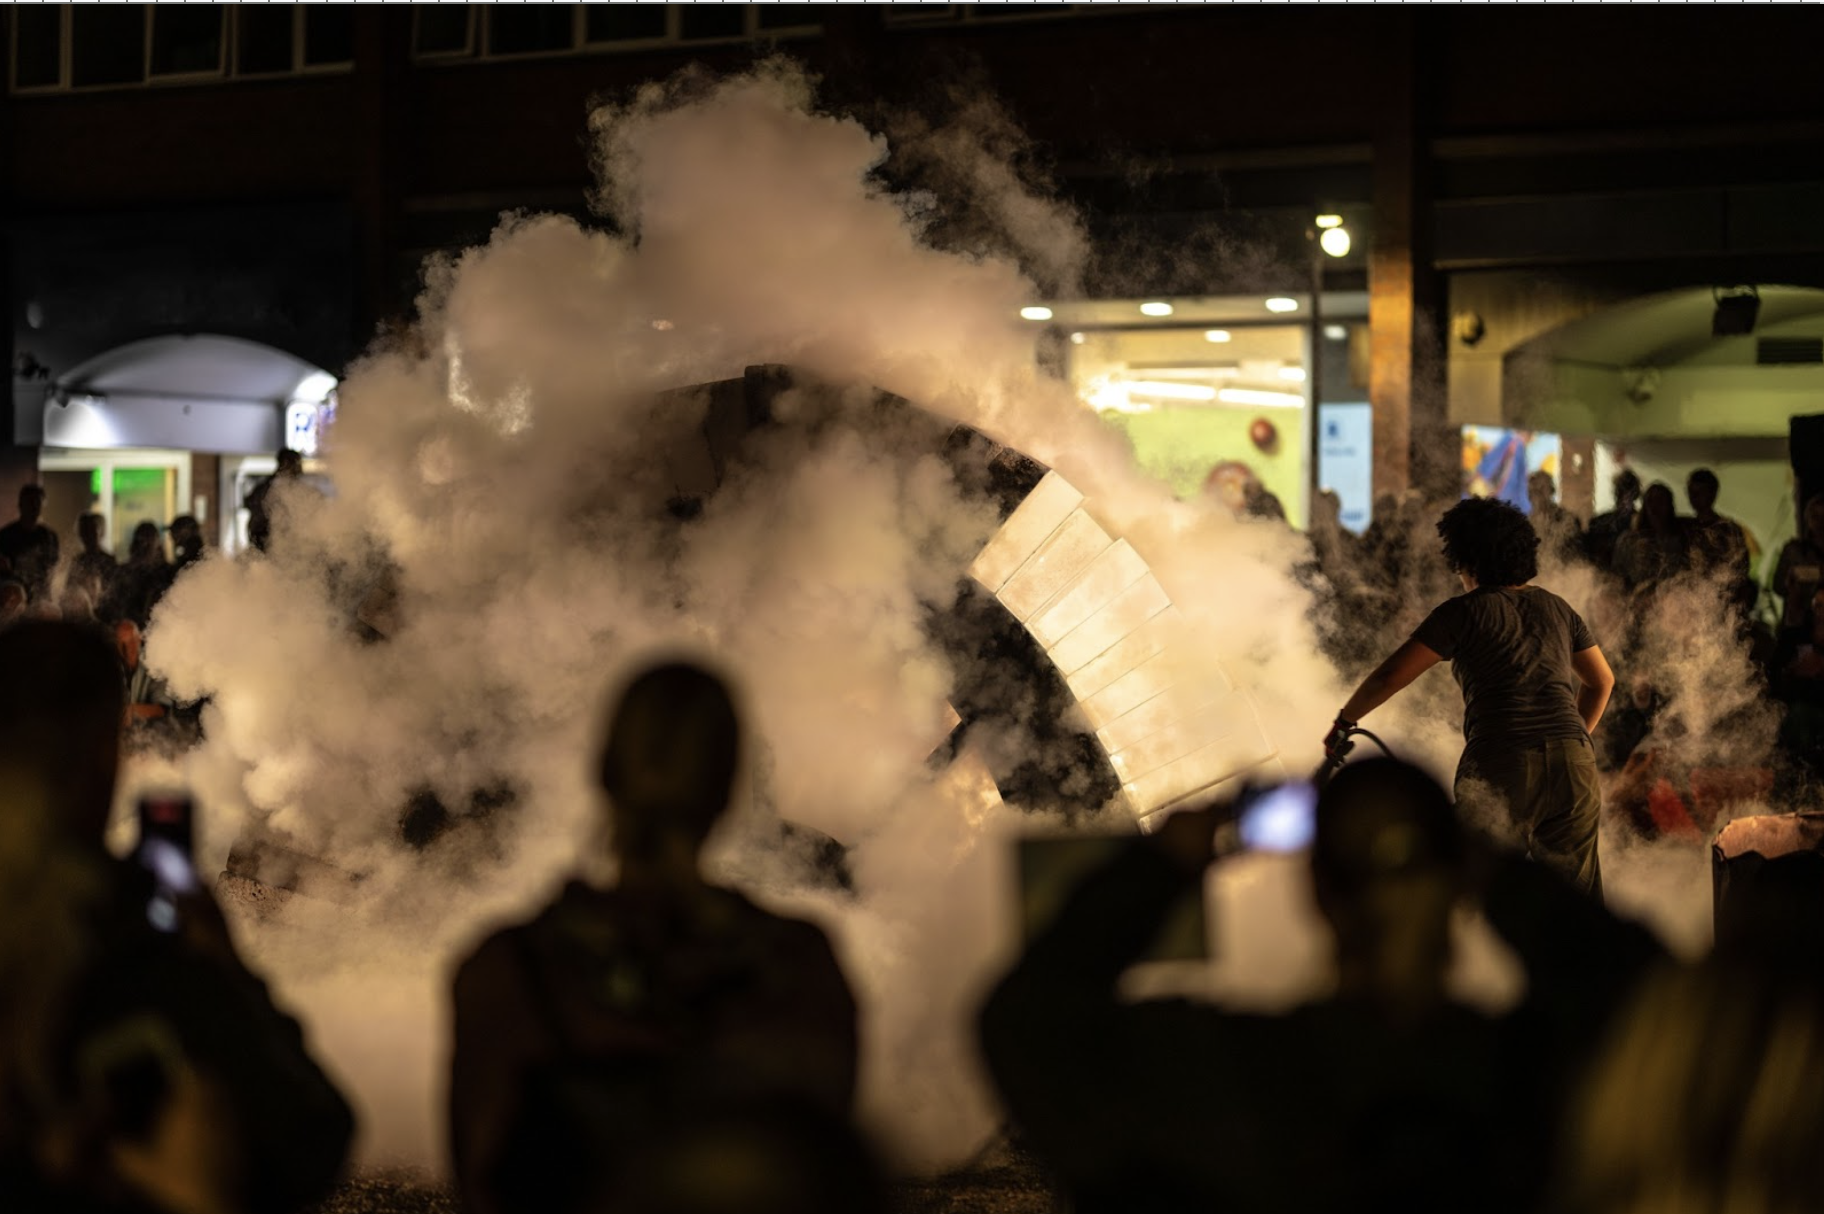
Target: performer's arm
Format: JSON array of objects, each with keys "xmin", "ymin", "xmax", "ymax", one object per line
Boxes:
[
  {"xmin": 1571, "ymin": 644, "xmax": 1615, "ymax": 736},
  {"xmin": 1339, "ymin": 638, "xmax": 1443, "ymax": 723}
]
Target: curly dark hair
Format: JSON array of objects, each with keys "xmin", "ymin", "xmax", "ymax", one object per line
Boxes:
[{"xmin": 1435, "ymin": 496, "xmax": 1539, "ymax": 587}]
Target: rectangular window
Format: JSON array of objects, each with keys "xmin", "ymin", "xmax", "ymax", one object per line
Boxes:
[
  {"xmin": 678, "ymin": 5, "xmax": 745, "ymax": 41},
  {"xmin": 236, "ymin": 6, "xmax": 295, "ymax": 75},
  {"xmin": 302, "ymin": 7, "xmax": 355, "ymax": 67},
  {"xmin": 413, "ymin": 5, "xmax": 474, "ymax": 57},
  {"xmin": 150, "ymin": 5, "xmax": 224, "ymax": 78},
  {"xmin": 583, "ymin": 4, "xmax": 667, "ymax": 44},
  {"xmin": 754, "ymin": 5, "xmax": 834, "ymax": 33},
  {"xmin": 13, "ymin": 7, "xmax": 64, "ymax": 89},
  {"xmin": 71, "ymin": 6, "xmax": 147, "ymax": 88},
  {"xmin": 487, "ymin": 6, "xmax": 577, "ymax": 56}
]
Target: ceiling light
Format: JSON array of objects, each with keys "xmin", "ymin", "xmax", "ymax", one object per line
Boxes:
[
  {"xmin": 1324, "ymin": 324, "xmax": 1348, "ymax": 341},
  {"xmin": 1069, "ymin": 331, "xmax": 1086, "ymax": 345},
  {"xmin": 1203, "ymin": 330, "xmax": 1232, "ymax": 343},
  {"xmin": 1314, "ymin": 214, "xmax": 1344, "ymax": 229},
  {"xmin": 1319, "ymin": 227, "xmax": 1351, "ymax": 258},
  {"xmin": 1278, "ymin": 366, "xmax": 1308, "ymax": 382},
  {"xmin": 1126, "ymin": 380, "xmax": 1217, "ymax": 401},
  {"xmin": 292, "ymin": 371, "xmax": 338, "ymax": 402},
  {"xmin": 1218, "ymin": 388, "xmax": 1304, "ymax": 408},
  {"xmin": 1020, "ymin": 306, "xmax": 1054, "ymax": 321},
  {"xmin": 1139, "ymin": 301, "xmax": 1175, "ymax": 317},
  {"xmin": 1264, "ymin": 297, "xmax": 1299, "ymax": 314}
]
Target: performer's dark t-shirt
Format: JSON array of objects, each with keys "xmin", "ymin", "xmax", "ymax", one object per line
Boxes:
[{"xmin": 1411, "ymin": 586, "xmax": 1596, "ymax": 757}]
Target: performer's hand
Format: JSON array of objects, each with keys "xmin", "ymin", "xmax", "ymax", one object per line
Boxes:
[{"xmin": 1321, "ymin": 714, "xmax": 1357, "ymax": 764}]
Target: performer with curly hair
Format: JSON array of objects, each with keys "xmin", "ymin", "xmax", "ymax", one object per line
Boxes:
[{"xmin": 1325, "ymin": 497, "xmax": 1616, "ymax": 894}]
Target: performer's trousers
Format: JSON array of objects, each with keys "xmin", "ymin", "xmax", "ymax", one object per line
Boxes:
[{"xmin": 1457, "ymin": 736, "xmax": 1603, "ymax": 898}]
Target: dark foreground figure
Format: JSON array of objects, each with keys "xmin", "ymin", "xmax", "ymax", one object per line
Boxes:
[
  {"xmin": 981, "ymin": 759, "xmax": 1662, "ymax": 1214},
  {"xmin": 0, "ymin": 620, "xmax": 353, "ymax": 1214},
  {"xmin": 449, "ymin": 659, "xmax": 868, "ymax": 1214}
]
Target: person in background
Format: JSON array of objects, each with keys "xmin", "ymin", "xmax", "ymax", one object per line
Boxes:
[
  {"xmin": 1684, "ymin": 468, "xmax": 1755, "ymax": 583},
  {"xmin": 68, "ymin": 513, "xmax": 119, "ymax": 609},
  {"xmin": 108, "ymin": 521, "xmax": 173, "ymax": 630},
  {"xmin": 980, "ymin": 759, "xmax": 1663, "ymax": 1214},
  {"xmin": 0, "ymin": 619, "xmax": 353, "ymax": 1214},
  {"xmin": 1773, "ymin": 493, "xmax": 1824, "ymax": 631},
  {"xmin": 1611, "ymin": 483, "xmax": 1688, "ymax": 592},
  {"xmin": 1584, "ymin": 469, "xmax": 1641, "ymax": 572},
  {"xmin": 0, "ymin": 484, "xmax": 58, "ymax": 604},
  {"xmin": 1328, "ymin": 497, "xmax": 1615, "ymax": 893},
  {"xmin": 450, "ymin": 660, "xmax": 858, "ymax": 1214},
  {"xmin": 243, "ymin": 450, "xmax": 304, "ymax": 555},
  {"xmin": 1529, "ymin": 469, "xmax": 1585, "ymax": 565},
  {"xmin": 168, "ymin": 515, "xmax": 205, "ymax": 572}
]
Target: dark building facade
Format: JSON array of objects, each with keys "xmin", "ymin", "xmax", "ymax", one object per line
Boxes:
[{"xmin": 5, "ymin": 5, "xmax": 1822, "ymax": 550}]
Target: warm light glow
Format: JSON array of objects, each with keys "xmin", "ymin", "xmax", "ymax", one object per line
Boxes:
[
  {"xmin": 1069, "ymin": 332, "xmax": 1086, "ymax": 345},
  {"xmin": 1319, "ymin": 227, "xmax": 1352, "ymax": 258},
  {"xmin": 1264, "ymin": 297, "xmax": 1299, "ymax": 314},
  {"xmin": 1126, "ymin": 380, "xmax": 1217, "ymax": 401},
  {"xmin": 1314, "ymin": 214, "xmax": 1344, "ymax": 229},
  {"xmin": 1218, "ymin": 387, "xmax": 1304, "ymax": 407},
  {"xmin": 1020, "ymin": 306, "xmax": 1054, "ymax": 321},
  {"xmin": 1324, "ymin": 324, "xmax": 1348, "ymax": 341},
  {"xmin": 1139, "ymin": 301, "xmax": 1175, "ymax": 317},
  {"xmin": 1203, "ymin": 329, "xmax": 1231, "ymax": 343},
  {"xmin": 651, "ymin": 319, "xmax": 675, "ymax": 331},
  {"xmin": 1278, "ymin": 366, "xmax": 1307, "ymax": 383}
]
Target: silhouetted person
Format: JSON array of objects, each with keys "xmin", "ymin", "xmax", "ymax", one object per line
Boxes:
[
  {"xmin": 243, "ymin": 449, "xmax": 304, "ymax": 554},
  {"xmin": 1774, "ymin": 494, "xmax": 1824, "ymax": 631},
  {"xmin": 107, "ymin": 521, "xmax": 173, "ymax": 630},
  {"xmin": 981, "ymin": 759, "xmax": 1664, "ymax": 1214},
  {"xmin": 1611, "ymin": 482, "xmax": 1688, "ymax": 590},
  {"xmin": 0, "ymin": 620, "xmax": 352, "ymax": 1214},
  {"xmin": 1684, "ymin": 467, "xmax": 1754, "ymax": 582},
  {"xmin": 1529, "ymin": 469, "xmax": 1584, "ymax": 565},
  {"xmin": 1584, "ymin": 469, "xmax": 1640, "ymax": 571},
  {"xmin": 1330, "ymin": 497, "xmax": 1615, "ymax": 893},
  {"xmin": 68, "ymin": 512, "xmax": 119, "ymax": 608},
  {"xmin": 450, "ymin": 660, "xmax": 858, "ymax": 1214},
  {"xmin": 0, "ymin": 484, "xmax": 58, "ymax": 604},
  {"xmin": 168, "ymin": 514, "xmax": 205, "ymax": 571}
]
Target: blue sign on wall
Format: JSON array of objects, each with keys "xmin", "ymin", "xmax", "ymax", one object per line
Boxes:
[{"xmin": 1318, "ymin": 402, "xmax": 1372, "ymax": 533}]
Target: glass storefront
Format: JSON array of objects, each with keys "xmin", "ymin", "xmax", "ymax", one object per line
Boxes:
[{"xmin": 38, "ymin": 449, "xmax": 191, "ymax": 557}]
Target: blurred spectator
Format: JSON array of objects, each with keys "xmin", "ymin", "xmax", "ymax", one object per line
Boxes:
[
  {"xmin": 243, "ymin": 450, "xmax": 304, "ymax": 555},
  {"xmin": 0, "ymin": 577, "xmax": 26, "ymax": 628},
  {"xmin": 1773, "ymin": 587, "xmax": 1824, "ymax": 767},
  {"xmin": 114, "ymin": 619, "xmax": 178, "ymax": 731},
  {"xmin": 1584, "ymin": 469, "xmax": 1641, "ymax": 571},
  {"xmin": 1529, "ymin": 469, "xmax": 1585, "ymax": 565},
  {"xmin": 0, "ymin": 484, "xmax": 58, "ymax": 604},
  {"xmin": 108, "ymin": 522, "xmax": 174, "ymax": 630},
  {"xmin": 168, "ymin": 515, "xmax": 205, "ymax": 572},
  {"xmin": 1684, "ymin": 467, "xmax": 1755, "ymax": 582},
  {"xmin": 0, "ymin": 619, "xmax": 352, "ymax": 1214},
  {"xmin": 1773, "ymin": 493, "xmax": 1824, "ymax": 630},
  {"xmin": 980, "ymin": 759, "xmax": 1664, "ymax": 1214},
  {"xmin": 450, "ymin": 660, "xmax": 858, "ymax": 1214},
  {"xmin": 68, "ymin": 513, "xmax": 119, "ymax": 609},
  {"xmin": 1611, "ymin": 483, "xmax": 1688, "ymax": 591}
]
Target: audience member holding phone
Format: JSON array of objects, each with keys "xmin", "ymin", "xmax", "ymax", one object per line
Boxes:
[
  {"xmin": 0, "ymin": 619, "xmax": 352, "ymax": 1214},
  {"xmin": 980, "ymin": 760, "xmax": 1664, "ymax": 1214}
]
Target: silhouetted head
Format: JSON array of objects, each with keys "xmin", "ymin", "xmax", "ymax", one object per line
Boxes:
[
  {"xmin": 1639, "ymin": 483, "xmax": 1676, "ymax": 533},
  {"xmin": 1311, "ymin": 758, "xmax": 1466, "ymax": 1016},
  {"xmin": 16, "ymin": 484, "xmax": 45, "ymax": 525},
  {"xmin": 1686, "ymin": 468, "xmax": 1720, "ymax": 517},
  {"xmin": 1436, "ymin": 496, "xmax": 1539, "ymax": 588},
  {"xmin": 128, "ymin": 521, "xmax": 165, "ymax": 565},
  {"xmin": 600, "ymin": 660, "xmax": 741, "ymax": 867},
  {"xmin": 1527, "ymin": 470, "xmax": 1556, "ymax": 508},
  {"xmin": 0, "ymin": 619, "xmax": 125, "ymax": 846},
  {"xmin": 275, "ymin": 449, "xmax": 304, "ymax": 477},
  {"xmin": 168, "ymin": 515, "xmax": 203, "ymax": 564},
  {"xmin": 1613, "ymin": 469, "xmax": 1642, "ymax": 509},
  {"xmin": 77, "ymin": 512, "xmax": 104, "ymax": 552}
]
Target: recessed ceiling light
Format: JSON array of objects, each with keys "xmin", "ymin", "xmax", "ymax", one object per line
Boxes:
[
  {"xmin": 1264, "ymin": 298, "xmax": 1299, "ymax": 314},
  {"xmin": 1314, "ymin": 214, "xmax": 1344, "ymax": 229},
  {"xmin": 1139, "ymin": 301, "xmax": 1175, "ymax": 317},
  {"xmin": 1020, "ymin": 306, "xmax": 1054, "ymax": 321},
  {"xmin": 1278, "ymin": 366, "xmax": 1308, "ymax": 382},
  {"xmin": 1203, "ymin": 330, "xmax": 1232, "ymax": 343},
  {"xmin": 1069, "ymin": 331, "xmax": 1086, "ymax": 345},
  {"xmin": 1324, "ymin": 324, "xmax": 1348, "ymax": 341}
]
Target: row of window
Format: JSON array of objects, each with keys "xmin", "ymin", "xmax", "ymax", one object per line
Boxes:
[{"xmin": 8, "ymin": 5, "xmax": 1094, "ymax": 94}]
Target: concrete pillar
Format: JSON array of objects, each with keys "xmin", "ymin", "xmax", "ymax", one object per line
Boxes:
[
  {"xmin": 1367, "ymin": 15, "xmax": 1448, "ymax": 506},
  {"xmin": 352, "ymin": 10, "xmax": 412, "ymax": 348}
]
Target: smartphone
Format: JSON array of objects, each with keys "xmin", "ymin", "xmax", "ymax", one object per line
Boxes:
[
  {"xmin": 1236, "ymin": 781, "xmax": 1319, "ymax": 853},
  {"xmin": 133, "ymin": 793, "xmax": 198, "ymax": 933}
]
